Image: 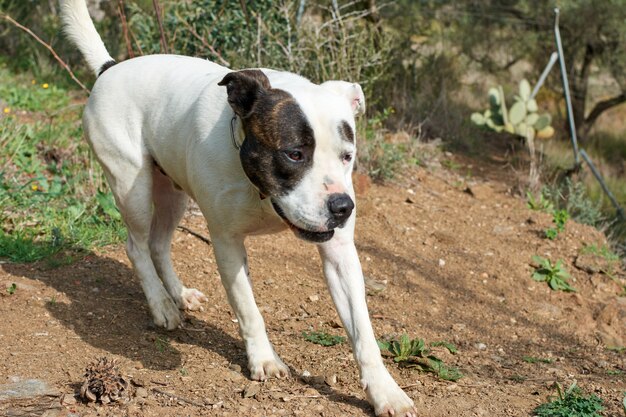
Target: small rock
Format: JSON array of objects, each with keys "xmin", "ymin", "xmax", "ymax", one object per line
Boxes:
[
  {"xmin": 452, "ymin": 323, "xmax": 466, "ymax": 332},
  {"xmin": 475, "ymin": 342, "xmax": 487, "ymax": 351},
  {"xmin": 62, "ymin": 393, "xmax": 77, "ymax": 405},
  {"xmin": 243, "ymin": 382, "xmax": 261, "ymax": 398},
  {"xmin": 364, "ymin": 276, "xmax": 387, "ymax": 295},
  {"xmin": 438, "ymin": 259, "xmax": 446, "ymax": 267},
  {"xmin": 228, "ymin": 364, "xmax": 242, "ymax": 373},
  {"xmin": 135, "ymin": 387, "xmax": 148, "ymax": 398},
  {"xmin": 301, "ymin": 370, "xmax": 311, "ymax": 378},
  {"xmin": 324, "ymin": 374, "xmax": 337, "ymax": 386},
  {"xmin": 308, "ymin": 295, "xmax": 319, "ymax": 302}
]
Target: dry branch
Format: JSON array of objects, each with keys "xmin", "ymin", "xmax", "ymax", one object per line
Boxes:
[{"xmin": 0, "ymin": 13, "xmax": 90, "ymax": 93}]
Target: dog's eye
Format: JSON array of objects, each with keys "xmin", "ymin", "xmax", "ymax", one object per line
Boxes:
[
  {"xmin": 285, "ymin": 150, "xmax": 304, "ymax": 162},
  {"xmin": 342, "ymin": 153, "xmax": 353, "ymax": 163}
]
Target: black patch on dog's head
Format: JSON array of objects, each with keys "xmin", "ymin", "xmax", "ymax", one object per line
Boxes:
[
  {"xmin": 218, "ymin": 70, "xmax": 314, "ymax": 197},
  {"xmin": 98, "ymin": 60, "xmax": 117, "ymax": 77},
  {"xmin": 338, "ymin": 120, "xmax": 354, "ymax": 144}
]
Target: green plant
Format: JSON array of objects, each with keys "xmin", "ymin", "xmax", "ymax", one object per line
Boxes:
[
  {"xmin": 302, "ymin": 331, "xmax": 345, "ymax": 347},
  {"xmin": 533, "ymin": 383, "xmax": 603, "ymax": 417},
  {"xmin": 6, "ymin": 283, "xmax": 16, "ymax": 295},
  {"xmin": 358, "ymin": 107, "xmax": 411, "ymax": 181},
  {"xmin": 607, "ymin": 346, "xmax": 625, "ymax": 354},
  {"xmin": 531, "ymin": 256, "xmax": 576, "ymax": 292},
  {"xmin": 0, "ymin": 84, "xmax": 126, "ymax": 263},
  {"xmin": 471, "ymin": 79, "xmax": 554, "ymax": 140},
  {"xmin": 544, "ymin": 179, "xmax": 603, "ymax": 227},
  {"xmin": 527, "ymin": 191, "xmax": 555, "ymax": 212},
  {"xmin": 155, "ymin": 336, "xmax": 172, "ymax": 353},
  {"xmin": 545, "ymin": 210, "xmax": 570, "ymax": 240},
  {"xmin": 377, "ymin": 334, "xmax": 463, "ymax": 381},
  {"xmin": 523, "ymin": 356, "xmax": 554, "ymax": 364}
]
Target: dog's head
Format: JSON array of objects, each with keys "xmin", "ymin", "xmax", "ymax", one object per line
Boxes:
[{"xmin": 218, "ymin": 69, "xmax": 365, "ymax": 243}]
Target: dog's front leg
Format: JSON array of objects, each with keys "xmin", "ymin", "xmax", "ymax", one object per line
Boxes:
[
  {"xmin": 318, "ymin": 232, "xmax": 416, "ymax": 417},
  {"xmin": 212, "ymin": 236, "xmax": 290, "ymax": 380}
]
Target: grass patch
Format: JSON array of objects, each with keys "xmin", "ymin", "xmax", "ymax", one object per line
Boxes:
[
  {"xmin": 0, "ymin": 69, "xmax": 125, "ymax": 263},
  {"xmin": 377, "ymin": 334, "xmax": 463, "ymax": 381},
  {"xmin": 523, "ymin": 356, "xmax": 554, "ymax": 364},
  {"xmin": 0, "ymin": 63, "xmax": 70, "ymax": 113},
  {"xmin": 302, "ymin": 331, "xmax": 345, "ymax": 347},
  {"xmin": 533, "ymin": 383, "xmax": 603, "ymax": 417},
  {"xmin": 531, "ymin": 256, "xmax": 576, "ymax": 292}
]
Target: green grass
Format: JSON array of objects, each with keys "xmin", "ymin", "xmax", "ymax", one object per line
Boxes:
[
  {"xmin": 302, "ymin": 331, "xmax": 346, "ymax": 347},
  {"xmin": 533, "ymin": 383, "xmax": 603, "ymax": 417},
  {"xmin": 6, "ymin": 283, "xmax": 16, "ymax": 295},
  {"xmin": 0, "ymin": 63, "xmax": 70, "ymax": 113},
  {"xmin": 523, "ymin": 356, "xmax": 554, "ymax": 364},
  {"xmin": 0, "ymin": 68, "xmax": 125, "ymax": 264}
]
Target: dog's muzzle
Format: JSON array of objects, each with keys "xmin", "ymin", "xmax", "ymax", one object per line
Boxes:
[
  {"xmin": 326, "ymin": 193, "xmax": 354, "ymax": 229},
  {"xmin": 271, "ymin": 200, "xmax": 335, "ymax": 243}
]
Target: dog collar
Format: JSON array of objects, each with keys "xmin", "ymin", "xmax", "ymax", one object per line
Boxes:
[
  {"xmin": 230, "ymin": 114, "xmax": 266, "ymax": 200},
  {"xmin": 230, "ymin": 115, "xmax": 242, "ymax": 150}
]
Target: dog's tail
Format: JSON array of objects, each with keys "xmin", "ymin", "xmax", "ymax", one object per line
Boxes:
[{"xmin": 59, "ymin": 0, "xmax": 115, "ymax": 77}]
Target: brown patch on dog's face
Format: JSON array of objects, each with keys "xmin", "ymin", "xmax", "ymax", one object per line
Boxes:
[{"xmin": 219, "ymin": 70, "xmax": 314, "ymax": 197}]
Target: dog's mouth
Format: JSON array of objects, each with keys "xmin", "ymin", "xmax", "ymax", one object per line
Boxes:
[{"xmin": 271, "ymin": 200, "xmax": 335, "ymax": 243}]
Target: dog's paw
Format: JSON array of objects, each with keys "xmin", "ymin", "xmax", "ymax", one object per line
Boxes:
[
  {"xmin": 247, "ymin": 345, "xmax": 290, "ymax": 381},
  {"xmin": 149, "ymin": 295, "xmax": 181, "ymax": 330},
  {"xmin": 179, "ymin": 287, "xmax": 208, "ymax": 311},
  {"xmin": 362, "ymin": 368, "xmax": 417, "ymax": 417},
  {"xmin": 249, "ymin": 357, "xmax": 290, "ymax": 381}
]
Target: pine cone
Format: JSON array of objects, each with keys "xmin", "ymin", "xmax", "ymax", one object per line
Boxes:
[{"xmin": 80, "ymin": 357, "xmax": 129, "ymax": 404}]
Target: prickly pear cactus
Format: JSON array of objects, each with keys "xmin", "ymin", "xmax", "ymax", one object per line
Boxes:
[{"xmin": 471, "ymin": 79, "xmax": 554, "ymax": 140}]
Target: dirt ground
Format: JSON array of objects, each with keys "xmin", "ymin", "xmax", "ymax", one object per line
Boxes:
[{"xmin": 1, "ymin": 156, "xmax": 625, "ymax": 416}]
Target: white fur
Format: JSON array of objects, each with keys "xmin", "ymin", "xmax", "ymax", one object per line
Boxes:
[
  {"xmin": 60, "ymin": 1, "xmax": 416, "ymax": 415},
  {"xmin": 60, "ymin": 0, "xmax": 114, "ymax": 76}
]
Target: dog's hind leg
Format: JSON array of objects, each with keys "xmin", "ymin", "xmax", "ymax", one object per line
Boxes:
[
  {"xmin": 97, "ymin": 152, "xmax": 181, "ymax": 330},
  {"xmin": 211, "ymin": 235, "xmax": 289, "ymax": 380},
  {"xmin": 149, "ymin": 166, "xmax": 208, "ymax": 311}
]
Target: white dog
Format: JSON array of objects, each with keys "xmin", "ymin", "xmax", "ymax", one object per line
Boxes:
[{"xmin": 60, "ymin": 1, "xmax": 416, "ymax": 415}]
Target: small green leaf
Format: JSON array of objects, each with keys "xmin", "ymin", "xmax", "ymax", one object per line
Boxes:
[
  {"xmin": 302, "ymin": 331, "xmax": 345, "ymax": 347},
  {"xmin": 7, "ymin": 283, "xmax": 16, "ymax": 295}
]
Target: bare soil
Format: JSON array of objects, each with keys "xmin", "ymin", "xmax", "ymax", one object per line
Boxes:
[{"xmin": 1, "ymin": 160, "xmax": 625, "ymax": 417}]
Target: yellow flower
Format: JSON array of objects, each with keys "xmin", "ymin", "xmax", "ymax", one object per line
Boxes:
[
  {"xmin": 42, "ymin": 83, "xmax": 49, "ymax": 89},
  {"xmin": 31, "ymin": 79, "xmax": 36, "ymax": 85},
  {"xmin": 3, "ymin": 107, "xmax": 10, "ymax": 114},
  {"xmin": 31, "ymin": 184, "xmax": 39, "ymax": 191}
]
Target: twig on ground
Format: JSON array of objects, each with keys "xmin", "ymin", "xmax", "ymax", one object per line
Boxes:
[
  {"xmin": 0, "ymin": 13, "xmax": 90, "ymax": 93},
  {"xmin": 177, "ymin": 225, "xmax": 211, "ymax": 245}
]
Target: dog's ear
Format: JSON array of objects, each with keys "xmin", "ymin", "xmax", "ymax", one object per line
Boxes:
[
  {"xmin": 218, "ymin": 70, "xmax": 271, "ymax": 118},
  {"xmin": 320, "ymin": 81, "xmax": 366, "ymax": 116}
]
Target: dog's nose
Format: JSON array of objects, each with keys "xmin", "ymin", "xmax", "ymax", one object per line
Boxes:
[{"xmin": 327, "ymin": 193, "xmax": 354, "ymax": 223}]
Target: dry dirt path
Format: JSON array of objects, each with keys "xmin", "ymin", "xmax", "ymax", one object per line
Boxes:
[{"xmin": 1, "ymin": 165, "xmax": 625, "ymax": 416}]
